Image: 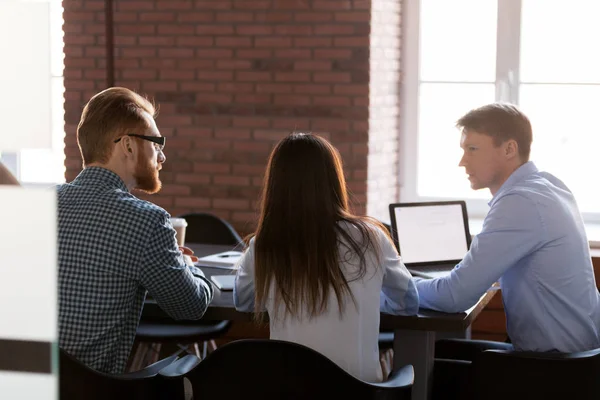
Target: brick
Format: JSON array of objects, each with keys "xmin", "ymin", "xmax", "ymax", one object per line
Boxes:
[
  {"xmin": 313, "ymin": 96, "xmax": 352, "ymax": 106},
  {"xmin": 175, "ymin": 197, "xmax": 211, "ymax": 208},
  {"xmin": 116, "ymin": 1, "xmax": 154, "ymax": 10},
  {"xmin": 255, "ymin": 37, "xmax": 292, "ymax": 48},
  {"xmin": 334, "ymin": 36, "xmax": 370, "ymax": 47},
  {"xmin": 294, "ymin": 37, "xmax": 332, "ymax": 47},
  {"xmin": 141, "ymin": 59, "xmax": 177, "ymax": 69},
  {"xmin": 114, "ymin": 36, "xmax": 137, "ymax": 46},
  {"xmin": 156, "ymin": 0, "xmax": 194, "ymax": 10},
  {"xmin": 252, "ymin": 60, "xmax": 293, "ymax": 71},
  {"xmin": 175, "ymin": 174, "xmax": 211, "ymax": 186},
  {"xmin": 312, "ymin": 0, "xmax": 352, "ymax": 10},
  {"xmin": 274, "ymin": 49, "xmax": 311, "ymax": 59},
  {"xmin": 216, "ymin": 36, "xmax": 253, "ymax": 47},
  {"xmin": 236, "ymin": 25, "xmax": 274, "ymax": 35},
  {"xmin": 158, "ymin": 48, "xmax": 195, "ymax": 58},
  {"xmin": 214, "ymin": 176, "xmax": 251, "ymax": 186},
  {"xmin": 235, "ymin": 94, "xmax": 272, "ymax": 104},
  {"xmin": 233, "ymin": 0, "xmax": 271, "ymax": 9},
  {"xmin": 232, "ymin": 117, "xmax": 271, "ymax": 128},
  {"xmin": 333, "ymin": 84, "xmax": 369, "ymax": 95},
  {"xmin": 116, "ymin": 24, "xmax": 156, "ymax": 35},
  {"xmin": 194, "ymin": 163, "xmax": 231, "ymax": 174},
  {"xmin": 177, "ymin": 59, "xmax": 214, "ymax": 69},
  {"xmin": 195, "ymin": 1, "xmax": 233, "ymax": 9},
  {"xmin": 217, "ymin": 82, "xmax": 254, "ymax": 93},
  {"xmin": 177, "ymin": 12, "xmax": 216, "ymax": 22},
  {"xmin": 214, "ymin": 128, "xmax": 251, "ymax": 140},
  {"xmin": 236, "ymin": 71, "xmax": 271, "ymax": 82},
  {"xmin": 160, "ymin": 70, "xmax": 195, "ymax": 80},
  {"xmin": 121, "ymin": 69, "xmax": 158, "ymax": 80},
  {"xmin": 196, "ymin": 49, "xmax": 234, "ymax": 59},
  {"xmin": 138, "ymin": 36, "xmax": 176, "ymax": 46},
  {"xmin": 315, "ymin": 49, "xmax": 352, "ymax": 59},
  {"xmin": 213, "ymin": 199, "xmax": 250, "ymax": 210},
  {"xmin": 294, "ymin": 61, "xmax": 331, "ymax": 71},
  {"xmin": 256, "ymin": 83, "xmax": 293, "ymax": 93},
  {"xmin": 313, "ymin": 72, "xmax": 351, "ymax": 83},
  {"xmin": 274, "ymin": 95, "xmax": 311, "ymax": 106},
  {"xmin": 273, "ymin": 0, "xmax": 310, "ymax": 9},
  {"xmin": 139, "ymin": 12, "xmax": 177, "ymax": 22},
  {"xmin": 179, "ymin": 81, "xmax": 216, "ymax": 91},
  {"xmin": 143, "ymin": 81, "xmax": 179, "ymax": 92},
  {"xmin": 216, "ymin": 12, "xmax": 254, "ymax": 22},
  {"xmin": 160, "ymin": 184, "xmax": 192, "ymax": 196},
  {"xmin": 196, "ymin": 71, "xmax": 234, "ymax": 81},
  {"xmin": 293, "ymin": 84, "xmax": 331, "ymax": 95},
  {"xmin": 158, "ymin": 24, "xmax": 196, "ymax": 35},
  {"xmin": 237, "ymin": 49, "xmax": 272, "ymax": 59},
  {"xmin": 274, "ymin": 72, "xmax": 311, "ymax": 82},
  {"xmin": 121, "ymin": 48, "xmax": 156, "ymax": 58},
  {"xmin": 335, "ymin": 11, "xmax": 370, "ymax": 22},
  {"xmin": 294, "ymin": 12, "xmax": 333, "ymax": 22},
  {"xmin": 274, "ymin": 25, "xmax": 312, "ymax": 35},
  {"xmin": 176, "ymin": 37, "xmax": 214, "ymax": 47},
  {"xmin": 252, "ymin": 130, "xmax": 290, "ymax": 141},
  {"xmin": 196, "ymin": 25, "xmax": 235, "ymax": 35},
  {"xmin": 196, "ymin": 93, "xmax": 234, "ymax": 103}
]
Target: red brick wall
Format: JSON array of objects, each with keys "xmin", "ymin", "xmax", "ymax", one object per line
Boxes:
[
  {"xmin": 367, "ymin": 0, "xmax": 401, "ymax": 222},
  {"xmin": 62, "ymin": 0, "xmax": 401, "ymax": 235}
]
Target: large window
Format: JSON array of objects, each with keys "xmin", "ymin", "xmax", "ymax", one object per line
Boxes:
[
  {"xmin": 0, "ymin": 0, "xmax": 65, "ymax": 185},
  {"xmin": 402, "ymin": 0, "xmax": 600, "ymax": 221}
]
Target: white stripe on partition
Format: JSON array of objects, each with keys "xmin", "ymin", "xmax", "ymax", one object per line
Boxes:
[{"xmin": 0, "ymin": 371, "xmax": 56, "ymax": 400}]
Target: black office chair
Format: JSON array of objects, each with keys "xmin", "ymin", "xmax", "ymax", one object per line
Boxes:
[
  {"xmin": 134, "ymin": 213, "xmax": 239, "ymax": 369},
  {"xmin": 60, "ymin": 348, "xmax": 181, "ymax": 400},
  {"xmin": 159, "ymin": 339, "xmax": 414, "ymax": 400},
  {"xmin": 178, "ymin": 212, "xmax": 243, "ymax": 246},
  {"xmin": 471, "ymin": 347, "xmax": 600, "ymax": 400}
]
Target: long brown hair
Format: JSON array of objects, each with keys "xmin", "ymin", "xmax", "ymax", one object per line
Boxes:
[{"xmin": 253, "ymin": 133, "xmax": 387, "ymax": 320}]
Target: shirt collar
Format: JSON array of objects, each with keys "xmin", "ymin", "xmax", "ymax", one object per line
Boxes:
[
  {"xmin": 72, "ymin": 167, "xmax": 129, "ymax": 192},
  {"xmin": 488, "ymin": 161, "xmax": 538, "ymax": 206}
]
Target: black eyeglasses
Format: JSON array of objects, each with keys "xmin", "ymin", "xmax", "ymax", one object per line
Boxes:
[{"xmin": 114, "ymin": 134, "xmax": 165, "ymax": 151}]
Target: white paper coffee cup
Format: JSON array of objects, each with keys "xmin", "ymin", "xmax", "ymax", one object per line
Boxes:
[{"xmin": 170, "ymin": 217, "xmax": 188, "ymax": 247}]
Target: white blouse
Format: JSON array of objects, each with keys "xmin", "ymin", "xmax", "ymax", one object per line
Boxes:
[{"xmin": 233, "ymin": 221, "xmax": 419, "ymax": 382}]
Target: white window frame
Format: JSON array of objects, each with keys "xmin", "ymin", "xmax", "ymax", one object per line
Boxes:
[{"xmin": 400, "ymin": 0, "xmax": 600, "ymax": 225}]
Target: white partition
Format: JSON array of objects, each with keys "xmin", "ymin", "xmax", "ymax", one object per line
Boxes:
[{"xmin": 0, "ymin": 3, "xmax": 56, "ymax": 399}]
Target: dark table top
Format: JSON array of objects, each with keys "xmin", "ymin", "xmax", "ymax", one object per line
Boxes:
[{"xmin": 145, "ymin": 243, "xmax": 497, "ymax": 332}]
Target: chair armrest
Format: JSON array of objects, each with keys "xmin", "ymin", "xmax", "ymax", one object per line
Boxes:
[
  {"xmin": 483, "ymin": 348, "xmax": 600, "ymax": 361},
  {"xmin": 372, "ymin": 364, "xmax": 414, "ymax": 388},
  {"xmin": 120, "ymin": 354, "xmax": 179, "ymax": 379},
  {"xmin": 158, "ymin": 354, "xmax": 201, "ymax": 378}
]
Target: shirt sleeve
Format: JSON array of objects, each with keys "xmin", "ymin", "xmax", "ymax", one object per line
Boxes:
[
  {"xmin": 378, "ymin": 228, "xmax": 420, "ymax": 315},
  {"xmin": 416, "ymin": 193, "xmax": 545, "ymax": 313},
  {"xmin": 233, "ymin": 237, "xmax": 258, "ymax": 312},
  {"xmin": 139, "ymin": 214, "xmax": 214, "ymax": 320}
]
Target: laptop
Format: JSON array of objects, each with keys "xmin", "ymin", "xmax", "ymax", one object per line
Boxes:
[{"xmin": 388, "ymin": 201, "xmax": 471, "ymax": 279}]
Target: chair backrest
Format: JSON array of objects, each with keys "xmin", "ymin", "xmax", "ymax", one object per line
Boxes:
[
  {"xmin": 472, "ymin": 348, "xmax": 600, "ymax": 400},
  {"xmin": 184, "ymin": 339, "xmax": 412, "ymax": 400},
  {"xmin": 59, "ymin": 349, "xmax": 177, "ymax": 400},
  {"xmin": 178, "ymin": 212, "xmax": 243, "ymax": 246}
]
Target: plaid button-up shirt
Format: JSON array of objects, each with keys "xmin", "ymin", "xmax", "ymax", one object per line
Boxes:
[{"xmin": 58, "ymin": 167, "xmax": 213, "ymax": 374}]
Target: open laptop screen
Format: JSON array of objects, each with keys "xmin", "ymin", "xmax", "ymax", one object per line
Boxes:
[{"xmin": 389, "ymin": 201, "xmax": 471, "ymax": 265}]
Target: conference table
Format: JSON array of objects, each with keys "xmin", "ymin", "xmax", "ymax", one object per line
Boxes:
[{"xmin": 147, "ymin": 243, "xmax": 497, "ymax": 400}]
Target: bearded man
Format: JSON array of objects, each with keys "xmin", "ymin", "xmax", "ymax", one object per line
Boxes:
[{"xmin": 57, "ymin": 87, "xmax": 213, "ymax": 374}]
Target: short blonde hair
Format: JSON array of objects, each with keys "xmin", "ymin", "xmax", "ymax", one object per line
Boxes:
[{"xmin": 77, "ymin": 87, "xmax": 156, "ymax": 166}]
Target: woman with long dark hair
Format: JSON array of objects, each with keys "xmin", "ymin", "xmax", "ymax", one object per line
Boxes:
[{"xmin": 234, "ymin": 133, "xmax": 418, "ymax": 382}]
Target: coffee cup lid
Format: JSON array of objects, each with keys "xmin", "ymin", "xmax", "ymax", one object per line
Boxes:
[{"xmin": 170, "ymin": 217, "xmax": 188, "ymax": 227}]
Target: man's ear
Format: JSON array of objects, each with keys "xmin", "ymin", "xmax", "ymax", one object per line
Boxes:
[
  {"xmin": 118, "ymin": 136, "xmax": 135, "ymax": 159},
  {"xmin": 505, "ymin": 139, "xmax": 519, "ymax": 160}
]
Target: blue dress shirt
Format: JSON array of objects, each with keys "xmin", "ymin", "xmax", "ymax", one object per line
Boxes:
[{"xmin": 416, "ymin": 162, "xmax": 600, "ymax": 352}]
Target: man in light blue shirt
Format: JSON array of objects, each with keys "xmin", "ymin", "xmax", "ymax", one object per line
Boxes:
[
  {"xmin": 421, "ymin": 103, "xmax": 600, "ymax": 399},
  {"xmin": 417, "ymin": 103, "xmax": 600, "ymax": 354}
]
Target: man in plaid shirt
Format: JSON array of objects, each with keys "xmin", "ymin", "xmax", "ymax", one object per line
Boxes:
[{"xmin": 58, "ymin": 87, "xmax": 214, "ymax": 374}]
